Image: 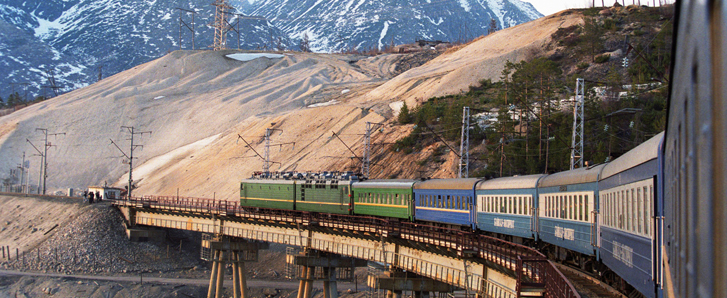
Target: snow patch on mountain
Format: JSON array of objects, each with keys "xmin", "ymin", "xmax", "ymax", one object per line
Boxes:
[
  {"xmin": 459, "ymin": 0, "xmax": 472, "ymax": 12},
  {"xmin": 510, "ymin": 0, "xmax": 542, "ymax": 20},
  {"xmin": 226, "ymin": 53, "xmax": 285, "ymax": 61},
  {"xmin": 483, "ymin": 0, "xmax": 506, "ymax": 28},
  {"xmin": 378, "ymin": 21, "xmax": 390, "ymax": 50},
  {"xmin": 33, "ymin": 14, "xmax": 64, "ymax": 40}
]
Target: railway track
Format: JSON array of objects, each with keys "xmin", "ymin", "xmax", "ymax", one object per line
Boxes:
[{"xmin": 553, "ymin": 263, "xmax": 625, "ymax": 298}]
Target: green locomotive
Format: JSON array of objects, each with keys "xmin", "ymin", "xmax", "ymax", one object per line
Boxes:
[
  {"xmin": 239, "ymin": 173, "xmax": 416, "ymax": 219},
  {"xmin": 240, "ymin": 172, "xmax": 356, "ymax": 215}
]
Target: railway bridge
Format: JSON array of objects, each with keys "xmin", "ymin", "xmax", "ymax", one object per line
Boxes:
[{"xmin": 111, "ymin": 195, "xmax": 581, "ymax": 298}]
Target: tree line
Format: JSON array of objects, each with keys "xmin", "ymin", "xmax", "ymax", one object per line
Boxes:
[{"xmin": 1, "ymin": 93, "xmax": 49, "ymax": 110}]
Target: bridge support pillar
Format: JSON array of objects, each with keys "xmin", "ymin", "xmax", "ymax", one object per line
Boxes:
[
  {"xmin": 369, "ymin": 268, "xmax": 459, "ymax": 298},
  {"xmin": 203, "ymin": 235, "xmax": 268, "ymax": 298},
  {"xmin": 288, "ymin": 250, "xmax": 366, "ymax": 298}
]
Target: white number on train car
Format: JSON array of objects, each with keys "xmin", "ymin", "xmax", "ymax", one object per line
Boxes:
[
  {"xmin": 554, "ymin": 226, "xmax": 575, "ymax": 241},
  {"xmin": 613, "ymin": 241, "xmax": 634, "ymax": 268},
  {"xmin": 494, "ymin": 218, "xmax": 515, "ymax": 229}
]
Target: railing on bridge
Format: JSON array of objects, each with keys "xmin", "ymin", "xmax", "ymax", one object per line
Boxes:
[{"xmin": 112, "ymin": 196, "xmax": 580, "ymax": 298}]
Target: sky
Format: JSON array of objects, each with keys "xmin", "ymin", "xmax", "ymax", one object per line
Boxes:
[{"xmin": 524, "ymin": 0, "xmax": 676, "ymax": 17}]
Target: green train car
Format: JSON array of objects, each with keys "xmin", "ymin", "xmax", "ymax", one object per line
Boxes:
[
  {"xmin": 352, "ymin": 180, "xmax": 416, "ymax": 220},
  {"xmin": 240, "ymin": 179, "xmax": 296, "ymax": 209},
  {"xmin": 295, "ymin": 179, "xmax": 353, "ymax": 214},
  {"xmin": 240, "ymin": 172, "xmax": 357, "ymax": 215}
]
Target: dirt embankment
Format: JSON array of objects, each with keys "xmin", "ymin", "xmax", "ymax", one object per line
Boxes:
[{"xmin": 0, "ymin": 195, "xmax": 371, "ymax": 297}]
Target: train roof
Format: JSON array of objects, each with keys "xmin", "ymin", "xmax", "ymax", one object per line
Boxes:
[
  {"xmin": 352, "ymin": 180, "xmax": 418, "ymax": 189},
  {"xmin": 414, "ymin": 178, "xmax": 483, "ymax": 190},
  {"xmin": 476, "ymin": 174, "xmax": 546, "ymax": 190},
  {"xmin": 600, "ymin": 132, "xmax": 664, "ymax": 180},
  {"xmin": 537, "ymin": 164, "xmax": 606, "ymax": 188},
  {"xmin": 241, "ymin": 179, "xmax": 296, "ymax": 185}
]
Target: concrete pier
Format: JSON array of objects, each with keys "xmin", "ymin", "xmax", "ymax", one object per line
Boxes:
[
  {"xmin": 288, "ymin": 250, "xmax": 367, "ymax": 298},
  {"xmin": 368, "ymin": 268, "xmax": 460, "ymax": 298},
  {"xmin": 203, "ymin": 235, "xmax": 269, "ymax": 298}
]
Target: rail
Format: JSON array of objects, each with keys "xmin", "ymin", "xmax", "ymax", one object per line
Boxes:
[{"xmin": 111, "ymin": 196, "xmax": 580, "ymax": 298}]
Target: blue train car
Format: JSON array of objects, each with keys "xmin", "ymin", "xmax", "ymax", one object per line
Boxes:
[
  {"xmin": 476, "ymin": 174, "xmax": 546, "ymax": 242},
  {"xmin": 598, "ymin": 132, "xmax": 663, "ymax": 298},
  {"xmin": 413, "ymin": 178, "xmax": 482, "ymax": 229},
  {"xmin": 537, "ymin": 164, "xmax": 605, "ymax": 258}
]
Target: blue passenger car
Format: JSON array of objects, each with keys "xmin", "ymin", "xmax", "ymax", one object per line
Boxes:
[
  {"xmin": 476, "ymin": 174, "xmax": 546, "ymax": 242},
  {"xmin": 537, "ymin": 165, "xmax": 605, "ymax": 257},
  {"xmin": 598, "ymin": 133, "xmax": 663, "ymax": 298},
  {"xmin": 413, "ymin": 178, "xmax": 482, "ymax": 229}
]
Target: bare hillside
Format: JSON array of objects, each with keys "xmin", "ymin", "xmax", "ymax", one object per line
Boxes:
[
  {"xmin": 0, "ymin": 12, "xmax": 583, "ymax": 199},
  {"xmin": 365, "ymin": 12, "xmax": 583, "ymax": 107}
]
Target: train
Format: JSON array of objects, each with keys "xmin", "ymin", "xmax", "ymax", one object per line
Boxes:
[
  {"xmin": 240, "ymin": 2, "xmax": 727, "ymax": 297},
  {"xmin": 239, "ymin": 132, "xmax": 663, "ymax": 297}
]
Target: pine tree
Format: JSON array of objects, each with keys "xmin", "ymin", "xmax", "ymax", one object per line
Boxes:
[
  {"xmin": 299, "ymin": 33, "xmax": 311, "ymax": 52},
  {"xmin": 6, "ymin": 92, "xmax": 21, "ymax": 107},
  {"xmin": 488, "ymin": 19, "xmax": 498, "ymax": 35},
  {"xmin": 398, "ymin": 101, "xmax": 411, "ymax": 124}
]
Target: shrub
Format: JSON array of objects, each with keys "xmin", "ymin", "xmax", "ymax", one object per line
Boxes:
[
  {"xmin": 603, "ymin": 19, "xmax": 618, "ymax": 31},
  {"xmin": 577, "ymin": 62, "xmax": 590, "ymax": 69},
  {"xmin": 594, "ymin": 54, "xmax": 610, "ymax": 63},
  {"xmin": 551, "ymin": 25, "xmax": 579, "ymax": 40},
  {"xmin": 583, "ymin": 7, "xmax": 601, "ymax": 16}
]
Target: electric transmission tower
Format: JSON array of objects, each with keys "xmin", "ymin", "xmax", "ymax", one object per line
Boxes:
[
  {"xmin": 211, "ymin": 0, "xmax": 233, "ymax": 50},
  {"xmin": 570, "ymin": 78, "xmax": 585, "ymax": 170},
  {"xmin": 459, "ymin": 107, "xmax": 471, "ymax": 178},
  {"xmin": 110, "ymin": 126, "xmax": 152, "ymax": 199}
]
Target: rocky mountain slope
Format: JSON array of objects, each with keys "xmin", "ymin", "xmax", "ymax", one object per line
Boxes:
[
  {"xmin": 235, "ymin": 0, "xmax": 542, "ymax": 52},
  {"xmin": 0, "ymin": 11, "xmax": 580, "ymax": 199},
  {"xmin": 0, "ymin": 0, "xmax": 292, "ymax": 98},
  {"xmin": 0, "ymin": 0, "xmax": 541, "ymax": 98}
]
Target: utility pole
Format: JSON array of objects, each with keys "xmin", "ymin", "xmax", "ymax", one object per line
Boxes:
[
  {"xmin": 176, "ymin": 8, "xmax": 196, "ymax": 50},
  {"xmin": 45, "ymin": 69, "xmax": 61, "ymax": 97},
  {"xmin": 362, "ymin": 122, "xmax": 384, "ymax": 178},
  {"xmin": 237, "ymin": 127, "xmax": 293, "ymax": 176},
  {"xmin": 26, "ymin": 140, "xmax": 43, "ymax": 194},
  {"xmin": 17, "ymin": 152, "xmax": 25, "ymax": 193},
  {"xmin": 110, "ymin": 126, "xmax": 151, "ymax": 199},
  {"xmin": 570, "ymin": 78, "xmax": 585, "ymax": 170},
  {"xmin": 458, "ymin": 107, "xmax": 470, "ymax": 178},
  {"xmin": 32, "ymin": 128, "xmax": 65, "ymax": 195}
]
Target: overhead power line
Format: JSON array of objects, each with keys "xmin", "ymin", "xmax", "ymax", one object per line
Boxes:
[{"xmin": 110, "ymin": 126, "xmax": 151, "ymax": 199}]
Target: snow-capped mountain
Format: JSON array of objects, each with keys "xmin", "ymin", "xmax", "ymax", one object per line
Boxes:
[
  {"xmin": 0, "ymin": 0, "xmax": 541, "ymax": 99},
  {"xmin": 0, "ymin": 18, "xmax": 89, "ymax": 99},
  {"xmin": 0, "ymin": 0, "xmax": 292, "ymax": 98},
  {"xmin": 235, "ymin": 0, "xmax": 543, "ymax": 52}
]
